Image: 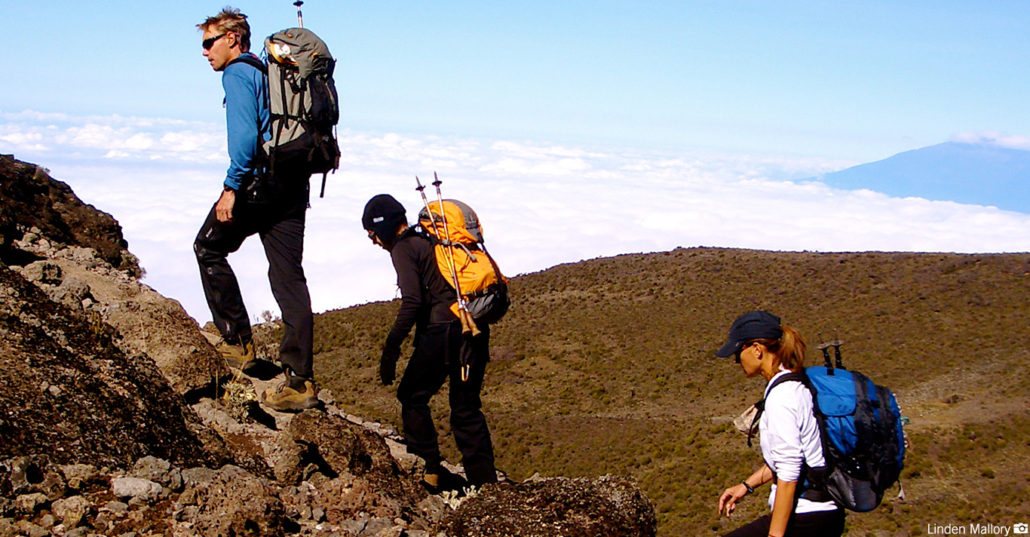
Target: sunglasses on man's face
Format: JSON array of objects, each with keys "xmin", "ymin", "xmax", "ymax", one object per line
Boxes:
[{"xmin": 202, "ymin": 33, "xmax": 227, "ymax": 50}]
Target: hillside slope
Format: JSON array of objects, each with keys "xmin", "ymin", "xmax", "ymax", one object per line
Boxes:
[{"xmin": 314, "ymin": 247, "xmax": 1030, "ymax": 537}]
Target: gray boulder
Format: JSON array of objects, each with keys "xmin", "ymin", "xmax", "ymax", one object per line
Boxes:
[
  {"xmin": 22, "ymin": 260, "xmax": 62, "ymax": 285},
  {"xmin": 110, "ymin": 477, "xmax": 162, "ymax": 502},
  {"xmin": 50, "ymin": 495, "xmax": 91, "ymax": 529}
]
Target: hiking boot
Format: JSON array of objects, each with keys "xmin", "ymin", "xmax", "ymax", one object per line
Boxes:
[
  {"xmin": 260, "ymin": 374, "xmax": 319, "ymax": 411},
  {"xmin": 218, "ymin": 340, "xmax": 256, "ymax": 372}
]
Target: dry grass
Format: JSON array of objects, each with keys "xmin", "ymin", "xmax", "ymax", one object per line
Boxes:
[{"xmin": 305, "ymin": 247, "xmax": 1030, "ymax": 536}]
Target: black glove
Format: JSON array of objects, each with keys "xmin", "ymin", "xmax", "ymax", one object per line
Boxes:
[{"xmin": 379, "ymin": 346, "xmax": 400, "ymax": 386}]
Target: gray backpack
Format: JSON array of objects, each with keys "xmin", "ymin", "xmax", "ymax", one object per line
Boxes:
[{"xmin": 264, "ymin": 27, "xmax": 340, "ymax": 197}]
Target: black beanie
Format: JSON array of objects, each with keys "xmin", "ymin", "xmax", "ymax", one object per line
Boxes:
[{"xmin": 362, "ymin": 194, "xmax": 407, "ymax": 246}]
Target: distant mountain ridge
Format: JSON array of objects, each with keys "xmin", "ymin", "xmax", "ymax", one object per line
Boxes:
[{"xmin": 814, "ymin": 141, "xmax": 1029, "ymax": 213}]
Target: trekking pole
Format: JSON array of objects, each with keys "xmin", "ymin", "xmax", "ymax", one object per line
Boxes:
[
  {"xmin": 414, "ymin": 175, "xmax": 437, "ymax": 233},
  {"xmin": 432, "ymin": 173, "xmax": 480, "ymax": 334},
  {"xmin": 817, "ymin": 333, "xmax": 832, "ymax": 371},
  {"xmin": 414, "ymin": 175, "xmax": 442, "ymax": 249},
  {"xmin": 416, "ymin": 175, "xmax": 479, "ymax": 381},
  {"xmin": 294, "ymin": 0, "xmax": 305, "ymax": 28},
  {"xmin": 817, "ymin": 333, "xmax": 844, "ymax": 374},
  {"xmin": 831, "ymin": 334, "xmax": 845, "ymax": 369},
  {"xmin": 418, "ymin": 174, "xmax": 480, "ymax": 338}
]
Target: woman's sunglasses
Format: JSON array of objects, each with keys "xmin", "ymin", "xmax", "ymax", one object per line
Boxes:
[{"xmin": 734, "ymin": 342, "xmax": 755, "ymax": 364}]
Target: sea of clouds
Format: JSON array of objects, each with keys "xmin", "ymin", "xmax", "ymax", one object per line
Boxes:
[{"xmin": 3, "ymin": 110, "xmax": 1029, "ymax": 324}]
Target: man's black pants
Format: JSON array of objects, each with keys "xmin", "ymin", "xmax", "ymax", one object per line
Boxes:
[
  {"xmin": 193, "ymin": 195, "xmax": 314, "ymax": 378},
  {"xmin": 396, "ymin": 320, "xmax": 497, "ymax": 486}
]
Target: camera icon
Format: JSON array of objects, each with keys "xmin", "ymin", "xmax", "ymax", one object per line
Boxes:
[{"xmin": 1014, "ymin": 522, "xmax": 1028, "ymax": 534}]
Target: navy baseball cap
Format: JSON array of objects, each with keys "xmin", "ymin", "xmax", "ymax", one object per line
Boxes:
[{"xmin": 716, "ymin": 311, "xmax": 783, "ymax": 358}]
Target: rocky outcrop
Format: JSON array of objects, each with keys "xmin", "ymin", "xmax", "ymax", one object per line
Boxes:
[
  {"xmin": 1, "ymin": 155, "xmax": 224, "ymax": 395},
  {"xmin": 0, "ymin": 155, "xmax": 658, "ymax": 536},
  {"xmin": 12, "ymin": 234, "xmax": 228, "ymax": 396},
  {"xmin": 0, "ymin": 265, "xmax": 227, "ymax": 470},
  {"xmin": 0, "ymin": 155, "xmax": 139, "ymax": 275},
  {"xmin": 0, "ymin": 453, "xmax": 658, "ymax": 537},
  {"xmin": 282, "ymin": 411, "xmax": 427, "ymax": 519}
]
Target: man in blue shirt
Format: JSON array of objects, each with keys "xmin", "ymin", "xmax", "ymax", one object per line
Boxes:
[{"xmin": 195, "ymin": 7, "xmax": 317, "ymax": 411}]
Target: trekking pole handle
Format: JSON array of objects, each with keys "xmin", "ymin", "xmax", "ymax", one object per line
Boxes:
[
  {"xmin": 458, "ymin": 307, "xmax": 480, "ymax": 338},
  {"xmin": 294, "ymin": 0, "xmax": 304, "ymax": 28},
  {"xmin": 819, "ymin": 345, "xmax": 833, "ymax": 369}
]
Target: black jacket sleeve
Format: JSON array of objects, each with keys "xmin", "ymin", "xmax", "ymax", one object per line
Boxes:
[{"xmin": 384, "ymin": 236, "xmax": 425, "ymax": 354}]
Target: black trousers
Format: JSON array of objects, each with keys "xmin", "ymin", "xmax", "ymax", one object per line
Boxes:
[
  {"xmin": 396, "ymin": 320, "xmax": 497, "ymax": 486},
  {"xmin": 723, "ymin": 508, "xmax": 845, "ymax": 537},
  {"xmin": 193, "ymin": 193, "xmax": 314, "ymax": 378}
]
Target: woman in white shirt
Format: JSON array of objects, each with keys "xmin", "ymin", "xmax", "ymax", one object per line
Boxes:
[{"xmin": 715, "ymin": 311, "xmax": 845, "ymax": 537}]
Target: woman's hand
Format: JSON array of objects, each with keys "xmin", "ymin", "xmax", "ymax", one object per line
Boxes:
[{"xmin": 717, "ymin": 483, "xmax": 749, "ymax": 517}]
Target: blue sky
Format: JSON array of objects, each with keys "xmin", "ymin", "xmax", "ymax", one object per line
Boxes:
[
  {"xmin": 6, "ymin": 1, "xmax": 1029, "ymax": 160},
  {"xmin": 2, "ymin": 1, "xmax": 1029, "ymax": 323}
]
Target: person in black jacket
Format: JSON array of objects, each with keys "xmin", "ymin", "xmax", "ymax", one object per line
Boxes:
[{"xmin": 362, "ymin": 194, "xmax": 498, "ymax": 492}]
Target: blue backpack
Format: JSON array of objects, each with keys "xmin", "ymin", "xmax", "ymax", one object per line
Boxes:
[{"xmin": 753, "ymin": 341, "xmax": 906, "ymax": 512}]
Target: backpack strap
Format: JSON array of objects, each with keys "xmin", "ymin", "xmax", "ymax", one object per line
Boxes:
[
  {"xmin": 221, "ymin": 54, "xmax": 268, "ymax": 109},
  {"xmin": 746, "ymin": 372, "xmax": 807, "ymax": 447},
  {"xmin": 222, "ymin": 54, "xmax": 270, "ymax": 179},
  {"xmin": 227, "ymin": 53, "xmax": 268, "ymax": 74},
  {"xmin": 749, "ymin": 371, "xmax": 836, "ymax": 504},
  {"xmin": 269, "ymin": 68, "xmax": 289, "ymax": 174}
]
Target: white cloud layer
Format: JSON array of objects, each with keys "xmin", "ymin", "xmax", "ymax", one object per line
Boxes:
[
  {"xmin": 4, "ymin": 112, "xmax": 1029, "ymax": 326},
  {"xmin": 1, "ymin": 110, "xmax": 225, "ymax": 163}
]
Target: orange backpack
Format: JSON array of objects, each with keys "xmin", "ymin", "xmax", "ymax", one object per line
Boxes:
[{"xmin": 417, "ymin": 199, "xmax": 510, "ymax": 325}]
